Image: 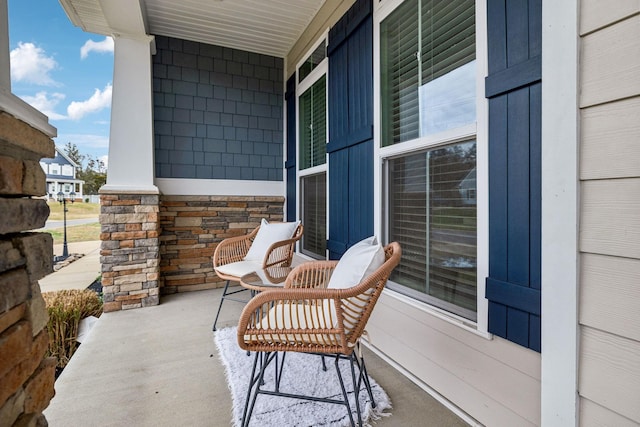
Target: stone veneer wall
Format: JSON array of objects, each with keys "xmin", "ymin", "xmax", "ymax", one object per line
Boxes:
[
  {"xmin": 159, "ymin": 195, "xmax": 285, "ymax": 293},
  {"xmin": 0, "ymin": 110, "xmax": 56, "ymax": 426},
  {"xmin": 99, "ymin": 194, "xmax": 161, "ymax": 312}
]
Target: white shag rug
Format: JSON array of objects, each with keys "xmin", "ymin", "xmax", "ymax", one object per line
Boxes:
[{"xmin": 214, "ymin": 327, "xmax": 392, "ymax": 427}]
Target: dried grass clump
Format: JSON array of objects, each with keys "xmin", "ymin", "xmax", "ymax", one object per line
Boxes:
[{"xmin": 43, "ymin": 289, "xmax": 103, "ymax": 369}]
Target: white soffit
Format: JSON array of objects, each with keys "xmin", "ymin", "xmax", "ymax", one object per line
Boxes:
[
  {"xmin": 58, "ymin": 0, "xmax": 113, "ymax": 36},
  {"xmin": 59, "ymin": 0, "xmax": 328, "ymax": 58}
]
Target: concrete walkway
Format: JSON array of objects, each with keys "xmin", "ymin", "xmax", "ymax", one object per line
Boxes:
[
  {"xmin": 39, "ymin": 240, "xmax": 101, "ymax": 292},
  {"xmin": 40, "ymin": 217, "xmax": 99, "ymax": 230},
  {"xmin": 44, "ymin": 288, "xmax": 468, "ymax": 427}
]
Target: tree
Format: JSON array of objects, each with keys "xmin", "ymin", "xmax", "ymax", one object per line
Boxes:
[
  {"xmin": 64, "ymin": 142, "xmax": 84, "ymax": 166},
  {"xmin": 63, "ymin": 142, "xmax": 107, "ymax": 195}
]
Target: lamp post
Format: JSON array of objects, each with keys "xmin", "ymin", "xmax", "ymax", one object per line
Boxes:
[{"xmin": 57, "ymin": 190, "xmax": 76, "ymax": 259}]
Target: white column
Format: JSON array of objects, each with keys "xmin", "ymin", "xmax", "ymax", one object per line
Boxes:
[
  {"xmin": 541, "ymin": 0, "xmax": 579, "ymax": 425},
  {"xmin": 101, "ymin": 35, "xmax": 158, "ymax": 194},
  {"xmin": 0, "ymin": 0, "xmax": 10, "ymax": 91}
]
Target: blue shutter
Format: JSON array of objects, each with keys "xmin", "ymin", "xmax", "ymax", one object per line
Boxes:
[
  {"xmin": 327, "ymin": 0, "xmax": 374, "ymax": 259},
  {"xmin": 486, "ymin": 0, "xmax": 542, "ymax": 352},
  {"xmin": 328, "ymin": 149, "xmax": 349, "ymax": 259},
  {"xmin": 285, "ymin": 75, "xmax": 296, "ymax": 222}
]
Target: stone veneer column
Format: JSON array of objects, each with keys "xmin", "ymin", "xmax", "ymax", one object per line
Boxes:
[
  {"xmin": 99, "ymin": 193, "xmax": 161, "ymax": 312},
  {"xmin": 97, "ymin": 33, "xmax": 161, "ymax": 313},
  {"xmin": 0, "ymin": 109, "xmax": 57, "ymax": 425}
]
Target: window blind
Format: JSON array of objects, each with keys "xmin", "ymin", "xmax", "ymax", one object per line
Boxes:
[
  {"xmin": 302, "ymin": 172, "xmax": 327, "ymax": 258},
  {"xmin": 299, "ymin": 75, "xmax": 327, "ymax": 169},
  {"xmin": 381, "ymin": 0, "xmax": 419, "ymax": 146},
  {"xmin": 381, "ymin": 0, "xmax": 475, "ymax": 147},
  {"xmin": 387, "ymin": 140, "xmax": 477, "ymax": 318}
]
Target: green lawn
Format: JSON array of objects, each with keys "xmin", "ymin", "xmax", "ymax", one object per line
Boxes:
[
  {"xmin": 45, "ymin": 202, "xmax": 101, "ymax": 244},
  {"xmin": 47, "ymin": 202, "xmax": 100, "ymax": 220},
  {"xmin": 47, "ymin": 223, "xmax": 101, "ymax": 245}
]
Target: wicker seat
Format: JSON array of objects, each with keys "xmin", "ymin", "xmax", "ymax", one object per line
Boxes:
[
  {"xmin": 211, "ymin": 221, "xmax": 303, "ymax": 331},
  {"xmin": 237, "ymin": 242, "xmax": 401, "ymax": 427}
]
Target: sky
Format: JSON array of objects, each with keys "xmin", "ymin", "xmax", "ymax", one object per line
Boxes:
[{"xmin": 7, "ymin": 0, "xmax": 113, "ymax": 169}]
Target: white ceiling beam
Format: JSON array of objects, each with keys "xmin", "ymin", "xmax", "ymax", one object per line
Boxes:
[{"xmin": 98, "ymin": 0, "xmax": 147, "ymax": 37}]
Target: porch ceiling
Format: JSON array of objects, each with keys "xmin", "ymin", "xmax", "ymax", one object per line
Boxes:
[{"xmin": 58, "ymin": 0, "xmax": 327, "ymax": 58}]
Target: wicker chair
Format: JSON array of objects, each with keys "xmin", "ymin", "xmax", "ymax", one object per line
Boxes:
[
  {"xmin": 237, "ymin": 242, "xmax": 401, "ymax": 427},
  {"xmin": 212, "ymin": 221, "xmax": 303, "ymax": 331}
]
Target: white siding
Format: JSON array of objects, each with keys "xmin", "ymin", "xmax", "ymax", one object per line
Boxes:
[
  {"xmin": 579, "ymin": 327, "xmax": 640, "ymax": 423},
  {"xmin": 580, "ymin": 254, "xmax": 640, "ymax": 342},
  {"xmin": 368, "ymin": 294, "xmax": 541, "ymax": 425},
  {"xmin": 580, "ymin": 13, "xmax": 640, "ymax": 107},
  {"xmin": 579, "ymin": 1, "xmax": 640, "ymax": 424},
  {"xmin": 580, "ymin": 398, "xmax": 640, "ymax": 427},
  {"xmin": 581, "ymin": 98, "xmax": 640, "ymax": 180}
]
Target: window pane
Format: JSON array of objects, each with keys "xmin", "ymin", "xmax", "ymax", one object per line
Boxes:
[
  {"xmin": 387, "ymin": 140, "xmax": 477, "ymax": 319},
  {"xmin": 381, "ymin": 0, "xmax": 419, "ymax": 146},
  {"xmin": 302, "ymin": 173, "xmax": 327, "ymax": 258},
  {"xmin": 298, "ymin": 41, "xmax": 326, "ymax": 83},
  {"xmin": 299, "ymin": 75, "xmax": 327, "ymax": 169},
  {"xmin": 381, "ymin": 0, "xmax": 475, "ymax": 146}
]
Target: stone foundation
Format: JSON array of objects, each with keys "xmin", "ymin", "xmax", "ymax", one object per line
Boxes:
[
  {"xmin": 159, "ymin": 195, "xmax": 285, "ymax": 294},
  {"xmin": 0, "ymin": 110, "xmax": 56, "ymax": 426},
  {"xmin": 99, "ymin": 193, "xmax": 161, "ymax": 312}
]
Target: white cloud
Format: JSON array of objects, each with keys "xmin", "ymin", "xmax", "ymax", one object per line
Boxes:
[
  {"xmin": 20, "ymin": 91, "xmax": 67, "ymax": 120},
  {"xmin": 67, "ymin": 83, "xmax": 112, "ymax": 120},
  {"xmin": 99, "ymin": 155, "xmax": 109, "ymax": 171},
  {"xmin": 10, "ymin": 42, "xmax": 59, "ymax": 86},
  {"xmin": 80, "ymin": 37, "xmax": 114, "ymax": 59}
]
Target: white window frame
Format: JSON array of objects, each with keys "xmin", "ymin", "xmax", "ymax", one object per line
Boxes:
[
  {"xmin": 296, "ymin": 33, "xmax": 330, "ymax": 260},
  {"xmin": 373, "ymin": 0, "xmax": 490, "ymax": 336}
]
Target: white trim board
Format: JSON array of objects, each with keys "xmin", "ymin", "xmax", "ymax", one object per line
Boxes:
[
  {"xmin": 155, "ymin": 178, "xmax": 284, "ymax": 196},
  {"xmin": 540, "ymin": 0, "xmax": 580, "ymax": 425}
]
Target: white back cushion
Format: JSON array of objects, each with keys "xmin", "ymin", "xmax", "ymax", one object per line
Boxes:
[
  {"xmin": 327, "ymin": 236, "xmax": 385, "ymax": 290},
  {"xmin": 244, "ymin": 219, "xmax": 300, "ymax": 262}
]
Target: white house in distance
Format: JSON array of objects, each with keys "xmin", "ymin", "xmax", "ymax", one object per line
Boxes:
[{"xmin": 39, "ymin": 145, "xmax": 84, "ymax": 200}]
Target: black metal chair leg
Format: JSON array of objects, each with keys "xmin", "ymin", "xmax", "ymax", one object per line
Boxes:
[
  {"xmin": 335, "ymin": 354, "xmax": 356, "ymax": 427},
  {"xmin": 349, "ymin": 354, "xmax": 364, "ymax": 426},
  {"xmin": 241, "ymin": 351, "xmax": 262, "ymax": 427},
  {"xmin": 353, "ymin": 343, "xmax": 375, "ymax": 408},
  {"xmin": 242, "ymin": 352, "xmax": 273, "ymax": 427},
  {"xmin": 212, "ymin": 280, "xmax": 231, "ymax": 331}
]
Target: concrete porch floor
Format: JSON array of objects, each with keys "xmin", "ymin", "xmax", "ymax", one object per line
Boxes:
[{"xmin": 44, "ymin": 287, "xmax": 468, "ymax": 426}]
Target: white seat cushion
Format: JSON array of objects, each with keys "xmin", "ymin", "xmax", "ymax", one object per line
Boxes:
[
  {"xmin": 215, "ymin": 260, "xmax": 261, "ymax": 278},
  {"xmin": 244, "ymin": 218, "xmax": 300, "ymax": 262},
  {"xmin": 244, "ymin": 300, "xmax": 341, "ymax": 346},
  {"xmin": 327, "ymin": 236, "xmax": 385, "ymax": 290},
  {"xmin": 260, "ymin": 301, "xmax": 335, "ymax": 330}
]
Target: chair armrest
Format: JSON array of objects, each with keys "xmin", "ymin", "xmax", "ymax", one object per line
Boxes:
[
  {"xmin": 261, "ymin": 223, "xmax": 303, "ymax": 268},
  {"xmin": 284, "ymin": 261, "xmax": 338, "ymax": 289},
  {"xmin": 212, "ymin": 228, "xmax": 258, "ymax": 268},
  {"xmin": 262, "ymin": 236, "xmax": 299, "ymax": 268}
]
